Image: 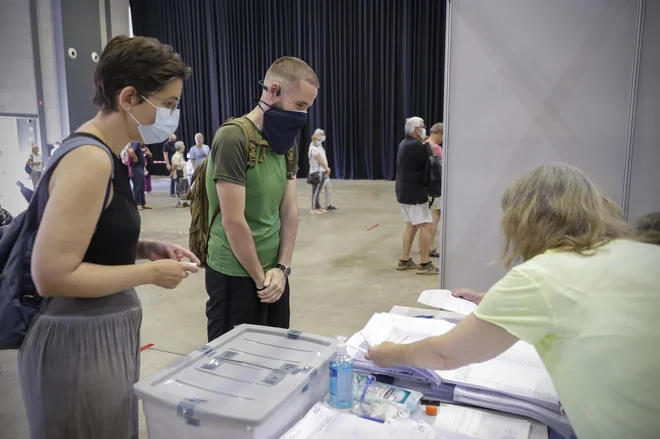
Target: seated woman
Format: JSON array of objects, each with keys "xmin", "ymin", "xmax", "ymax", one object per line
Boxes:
[{"xmin": 367, "ymin": 163, "xmax": 660, "ymax": 439}]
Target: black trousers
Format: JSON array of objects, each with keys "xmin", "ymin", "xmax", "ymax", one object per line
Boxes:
[
  {"xmin": 130, "ymin": 166, "xmax": 145, "ymax": 206},
  {"xmin": 205, "ymin": 265, "xmax": 291, "ymax": 342}
]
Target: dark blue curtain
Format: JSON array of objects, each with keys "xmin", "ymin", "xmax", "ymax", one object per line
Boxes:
[{"xmin": 130, "ymin": 0, "xmax": 445, "ymax": 180}]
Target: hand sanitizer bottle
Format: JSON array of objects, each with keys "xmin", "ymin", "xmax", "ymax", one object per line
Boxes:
[{"xmin": 328, "ymin": 336, "xmax": 354, "ymax": 409}]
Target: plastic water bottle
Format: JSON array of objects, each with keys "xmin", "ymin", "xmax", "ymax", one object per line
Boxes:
[{"xmin": 328, "ymin": 336, "xmax": 354, "ymax": 409}]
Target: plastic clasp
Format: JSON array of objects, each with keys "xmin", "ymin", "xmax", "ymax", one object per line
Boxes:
[
  {"xmin": 196, "ymin": 345, "xmax": 214, "ymax": 356},
  {"xmin": 286, "ymin": 330, "xmax": 302, "ymax": 340},
  {"xmin": 177, "ymin": 398, "xmax": 206, "ymax": 426}
]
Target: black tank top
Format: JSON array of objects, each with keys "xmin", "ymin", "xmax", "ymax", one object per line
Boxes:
[{"xmin": 66, "ymin": 133, "xmax": 141, "ymax": 266}]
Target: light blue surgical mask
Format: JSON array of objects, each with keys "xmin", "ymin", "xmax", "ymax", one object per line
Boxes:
[
  {"xmin": 321, "ymin": 135, "xmax": 326, "ymax": 142},
  {"xmin": 127, "ymin": 95, "xmax": 181, "ymax": 145},
  {"xmin": 420, "ymin": 128, "xmax": 427, "ymax": 139}
]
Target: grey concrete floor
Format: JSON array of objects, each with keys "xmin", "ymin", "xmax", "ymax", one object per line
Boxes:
[{"xmin": 0, "ymin": 177, "xmax": 441, "ymax": 438}]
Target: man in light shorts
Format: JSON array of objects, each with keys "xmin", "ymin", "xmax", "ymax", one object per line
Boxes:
[
  {"xmin": 395, "ymin": 117, "xmax": 438, "ymax": 275},
  {"xmin": 426, "ymin": 122, "xmax": 443, "ymax": 257}
]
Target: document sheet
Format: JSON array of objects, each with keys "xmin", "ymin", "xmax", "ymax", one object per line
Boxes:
[
  {"xmin": 279, "ymin": 402, "xmax": 436, "ymax": 439},
  {"xmin": 418, "ymin": 290, "xmax": 477, "ymax": 315}
]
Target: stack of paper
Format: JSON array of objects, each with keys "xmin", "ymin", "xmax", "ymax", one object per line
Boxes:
[
  {"xmin": 279, "ymin": 402, "xmax": 438, "ymax": 439},
  {"xmin": 348, "ymin": 313, "xmax": 574, "ymax": 437}
]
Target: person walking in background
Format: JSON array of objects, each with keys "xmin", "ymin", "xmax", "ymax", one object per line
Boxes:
[
  {"xmin": 395, "ymin": 117, "xmax": 438, "ymax": 275},
  {"xmin": 189, "ymin": 132, "xmax": 210, "ymax": 169},
  {"xmin": 142, "ymin": 144, "xmax": 153, "ymax": 195},
  {"xmin": 426, "ymin": 122, "xmax": 443, "ymax": 258},
  {"xmin": 128, "ymin": 141, "xmax": 151, "ymax": 210},
  {"xmin": 28, "ymin": 145, "xmax": 44, "ymax": 189},
  {"xmin": 308, "ymin": 128, "xmax": 336, "ymax": 214},
  {"xmin": 163, "ymin": 134, "xmax": 177, "ymax": 197},
  {"xmin": 51, "ymin": 140, "xmax": 61, "ymax": 155},
  {"xmin": 171, "ymin": 141, "xmax": 190, "ymax": 207}
]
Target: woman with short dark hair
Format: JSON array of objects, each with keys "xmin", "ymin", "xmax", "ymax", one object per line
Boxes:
[{"xmin": 19, "ymin": 35, "xmax": 199, "ymax": 439}]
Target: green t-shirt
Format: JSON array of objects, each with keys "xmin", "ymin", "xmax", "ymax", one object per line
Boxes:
[{"xmin": 205, "ymin": 121, "xmax": 299, "ymax": 276}]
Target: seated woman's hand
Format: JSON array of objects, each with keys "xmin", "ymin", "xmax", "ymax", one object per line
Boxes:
[{"xmin": 365, "ymin": 342, "xmax": 403, "ymax": 368}]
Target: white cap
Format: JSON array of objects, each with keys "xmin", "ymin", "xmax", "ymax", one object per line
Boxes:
[{"xmin": 335, "ymin": 336, "xmax": 347, "ymax": 354}]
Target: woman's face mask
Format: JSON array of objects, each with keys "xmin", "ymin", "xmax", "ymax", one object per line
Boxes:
[{"xmin": 127, "ymin": 95, "xmax": 180, "ymax": 145}]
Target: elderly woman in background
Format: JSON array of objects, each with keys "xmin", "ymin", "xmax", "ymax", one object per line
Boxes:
[
  {"xmin": 27, "ymin": 145, "xmax": 44, "ymax": 189},
  {"xmin": 308, "ymin": 128, "xmax": 336, "ymax": 214},
  {"xmin": 367, "ymin": 163, "xmax": 660, "ymax": 439},
  {"xmin": 170, "ymin": 140, "xmax": 190, "ymax": 207}
]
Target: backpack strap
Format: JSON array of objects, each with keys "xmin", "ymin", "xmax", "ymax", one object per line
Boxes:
[
  {"xmin": 285, "ymin": 147, "xmax": 296, "ymax": 179},
  {"xmin": 30, "ymin": 135, "xmax": 115, "ymax": 223},
  {"xmin": 221, "ymin": 116, "xmax": 269, "ymax": 169},
  {"xmin": 209, "ymin": 205, "xmax": 221, "ymax": 230}
]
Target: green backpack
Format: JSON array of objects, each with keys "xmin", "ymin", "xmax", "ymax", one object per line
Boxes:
[{"xmin": 187, "ymin": 116, "xmax": 295, "ymax": 266}]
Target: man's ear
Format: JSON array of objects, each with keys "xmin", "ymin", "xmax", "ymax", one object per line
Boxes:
[{"xmin": 269, "ymin": 82, "xmax": 282, "ymax": 97}]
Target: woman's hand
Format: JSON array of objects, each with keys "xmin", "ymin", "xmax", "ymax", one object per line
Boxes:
[
  {"xmin": 451, "ymin": 288, "xmax": 485, "ymax": 305},
  {"xmin": 365, "ymin": 342, "xmax": 405, "ymax": 368},
  {"xmin": 149, "ymin": 260, "xmax": 199, "ymax": 289},
  {"xmin": 140, "ymin": 241, "xmax": 200, "ymax": 265}
]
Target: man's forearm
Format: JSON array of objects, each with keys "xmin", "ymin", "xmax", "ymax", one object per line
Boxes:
[
  {"xmin": 278, "ymin": 206, "xmax": 299, "ymax": 266},
  {"xmin": 164, "ymin": 152, "xmax": 170, "ymax": 167},
  {"xmin": 224, "ymin": 219, "xmax": 265, "ymax": 285}
]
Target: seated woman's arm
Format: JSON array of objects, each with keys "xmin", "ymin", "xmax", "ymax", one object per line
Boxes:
[
  {"xmin": 367, "ymin": 266, "xmax": 552, "ymax": 370},
  {"xmin": 367, "ymin": 314, "xmax": 518, "ymax": 370}
]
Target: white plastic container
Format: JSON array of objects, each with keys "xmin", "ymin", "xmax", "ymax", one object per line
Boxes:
[{"xmin": 134, "ymin": 325, "xmax": 336, "ymax": 439}]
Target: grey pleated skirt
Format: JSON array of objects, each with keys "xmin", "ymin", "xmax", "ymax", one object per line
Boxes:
[{"xmin": 18, "ymin": 290, "xmax": 142, "ymax": 439}]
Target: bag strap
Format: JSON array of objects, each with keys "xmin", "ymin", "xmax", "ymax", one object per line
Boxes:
[
  {"xmin": 30, "ymin": 135, "xmax": 115, "ymax": 224},
  {"xmin": 209, "ymin": 205, "xmax": 221, "ymax": 230}
]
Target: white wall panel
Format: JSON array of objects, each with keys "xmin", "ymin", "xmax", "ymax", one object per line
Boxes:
[
  {"xmin": 441, "ymin": 0, "xmax": 640, "ymax": 290},
  {"xmin": 627, "ymin": 1, "xmax": 660, "ymax": 223},
  {"xmin": 0, "ymin": 0, "xmax": 38, "ymax": 115}
]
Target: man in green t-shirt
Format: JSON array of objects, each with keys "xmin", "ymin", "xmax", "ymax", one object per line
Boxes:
[{"xmin": 204, "ymin": 57, "xmax": 319, "ymax": 341}]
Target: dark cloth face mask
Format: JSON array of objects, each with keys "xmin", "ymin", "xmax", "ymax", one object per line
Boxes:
[{"xmin": 258, "ymin": 100, "xmax": 307, "ymax": 155}]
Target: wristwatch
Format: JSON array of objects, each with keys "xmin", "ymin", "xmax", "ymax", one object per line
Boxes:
[{"xmin": 276, "ymin": 263, "xmax": 292, "ymax": 277}]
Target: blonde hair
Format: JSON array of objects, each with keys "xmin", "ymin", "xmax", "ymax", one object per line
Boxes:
[
  {"xmin": 603, "ymin": 197, "xmax": 623, "ymax": 220},
  {"xmin": 500, "ymin": 163, "xmax": 635, "ymax": 268},
  {"xmin": 430, "ymin": 122, "xmax": 444, "ymax": 134},
  {"xmin": 265, "ymin": 57, "xmax": 319, "ymax": 88},
  {"xmin": 312, "ymin": 128, "xmax": 324, "ymax": 140}
]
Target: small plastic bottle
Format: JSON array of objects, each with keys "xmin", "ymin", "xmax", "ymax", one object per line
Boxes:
[{"xmin": 328, "ymin": 336, "xmax": 354, "ymax": 409}]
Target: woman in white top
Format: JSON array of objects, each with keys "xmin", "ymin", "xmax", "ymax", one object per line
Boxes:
[
  {"xmin": 28, "ymin": 145, "xmax": 44, "ymax": 189},
  {"xmin": 308, "ymin": 128, "xmax": 335, "ymax": 214},
  {"xmin": 170, "ymin": 141, "xmax": 189, "ymax": 207}
]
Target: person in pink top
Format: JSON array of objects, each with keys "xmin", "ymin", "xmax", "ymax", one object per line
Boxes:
[{"xmin": 426, "ymin": 122, "xmax": 443, "ymax": 257}]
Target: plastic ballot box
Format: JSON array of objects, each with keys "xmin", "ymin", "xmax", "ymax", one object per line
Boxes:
[{"xmin": 135, "ymin": 325, "xmax": 337, "ymax": 439}]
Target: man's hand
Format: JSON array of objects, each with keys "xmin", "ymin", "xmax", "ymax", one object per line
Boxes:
[
  {"xmin": 140, "ymin": 241, "xmax": 201, "ymax": 265},
  {"xmin": 365, "ymin": 342, "xmax": 405, "ymax": 368},
  {"xmin": 166, "ymin": 164, "xmax": 172, "ymax": 171},
  {"xmin": 258, "ymin": 268, "xmax": 286, "ymax": 303},
  {"xmin": 451, "ymin": 288, "xmax": 485, "ymax": 305},
  {"xmin": 325, "ymin": 167, "xmax": 331, "ymax": 177}
]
